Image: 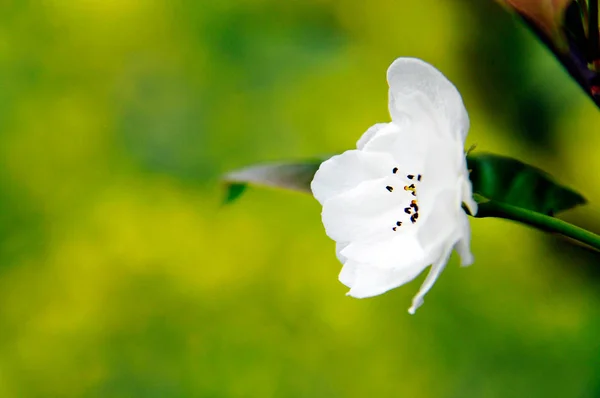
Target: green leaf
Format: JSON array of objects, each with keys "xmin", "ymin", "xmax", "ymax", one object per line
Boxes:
[
  {"xmin": 222, "ymin": 183, "xmax": 247, "ymax": 205},
  {"xmin": 222, "ymin": 159, "xmax": 324, "ymax": 204},
  {"xmin": 467, "ymin": 152, "xmax": 586, "ymax": 217}
]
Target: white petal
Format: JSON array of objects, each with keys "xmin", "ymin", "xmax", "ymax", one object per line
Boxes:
[
  {"xmin": 335, "ymin": 241, "xmax": 349, "ymax": 264},
  {"xmin": 417, "ymin": 189, "xmax": 460, "ymax": 254},
  {"xmin": 408, "ymin": 242, "xmax": 454, "ymax": 314},
  {"xmin": 387, "ymin": 58, "xmax": 469, "ymax": 143},
  {"xmin": 339, "ymin": 261, "xmax": 357, "ymax": 287},
  {"xmin": 321, "ymin": 176, "xmax": 415, "ymax": 242},
  {"xmin": 311, "ymin": 150, "xmax": 396, "ymax": 205},
  {"xmin": 362, "ymin": 119, "xmax": 428, "ymax": 172},
  {"xmin": 461, "ymin": 173, "xmax": 478, "ymax": 216},
  {"xmin": 356, "ymin": 123, "xmax": 393, "ymax": 150},
  {"xmin": 417, "ymin": 140, "xmax": 463, "ymax": 207},
  {"xmin": 341, "ymin": 233, "xmax": 425, "ymax": 268},
  {"xmin": 346, "ymin": 261, "xmax": 426, "ymax": 298},
  {"xmin": 454, "ymin": 211, "xmax": 474, "ymax": 266}
]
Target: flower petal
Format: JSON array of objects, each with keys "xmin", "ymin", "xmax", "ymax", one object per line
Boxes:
[
  {"xmin": 341, "ymin": 233, "xmax": 425, "ymax": 268},
  {"xmin": 345, "ymin": 261, "xmax": 426, "ymax": 298},
  {"xmin": 311, "ymin": 149, "xmax": 396, "ymax": 205},
  {"xmin": 408, "ymin": 242, "xmax": 454, "ymax": 314},
  {"xmin": 454, "ymin": 211, "xmax": 474, "ymax": 267},
  {"xmin": 320, "ymin": 176, "xmax": 415, "ymax": 242},
  {"xmin": 356, "ymin": 123, "xmax": 393, "ymax": 150},
  {"xmin": 417, "ymin": 140, "xmax": 464, "ymax": 206},
  {"xmin": 335, "ymin": 241, "xmax": 350, "ymax": 264},
  {"xmin": 362, "ymin": 119, "xmax": 429, "ymax": 172},
  {"xmin": 417, "ymin": 189, "xmax": 460, "ymax": 254},
  {"xmin": 339, "ymin": 260, "xmax": 357, "ymax": 287},
  {"xmin": 461, "ymin": 173, "xmax": 478, "ymax": 216},
  {"xmin": 387, "ymin": 58, "xmax": 469, "ymax": 143}
]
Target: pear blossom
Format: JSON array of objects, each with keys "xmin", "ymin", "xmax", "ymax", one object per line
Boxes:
[{"xmin": 311, "ymin": 58, "xmax": 477, "ymax": 314}]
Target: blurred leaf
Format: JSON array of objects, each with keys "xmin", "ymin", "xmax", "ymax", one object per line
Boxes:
[
  {"xmin": 222, "ymin": 159, "xmax": 325, "ymax": 203},
  {"xmin": 467, "ymin": 152, "xmax": 586, "ymax": 216},
  {"xmin": 497, "ymin": 0, "xmax": 600, "ymax": 107},
  {"xmin": 223, "ymin": 183, "xmax": 247, "ymax": 204},
  {"xmin": 496, "ymin": 0, "xmax": 573, "ymax": 39}
]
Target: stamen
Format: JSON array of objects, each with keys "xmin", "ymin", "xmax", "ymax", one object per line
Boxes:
[
  {"xmin": 410, "ymin": 201, "xmax": 419, "ymax": 212},
  {"xmin": 404, "ymin": 183, "xmax": 418, "ymax": 198},
  {"xmin": 386, "ymin": 186, "xmax": 394, "ymax": 192}
]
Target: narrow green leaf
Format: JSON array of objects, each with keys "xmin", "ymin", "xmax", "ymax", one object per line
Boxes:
[
  {"xmin": 223, "ymin": 183, "xmax": 247, "ymax": 205},
  {"xmin": 467, "ymin": 153, "xmax": 586, "ymax": 217},
  {"xmin": 222, "ymin": 159, "xmax": 324, "ymax": 204}
]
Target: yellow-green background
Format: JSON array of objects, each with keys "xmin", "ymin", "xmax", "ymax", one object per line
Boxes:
[{"xmin": 1, "ymin": 1, "xmax": 600, "ymax": 397}]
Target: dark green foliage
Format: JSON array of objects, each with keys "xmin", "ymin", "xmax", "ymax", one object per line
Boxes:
[
  {"xmin": 467, "ymin": 153, "xmax": 586, "ymax": 216},
  {"xmin": 223, "ymin": 183, "xmax": 248, "ymax": 205}
]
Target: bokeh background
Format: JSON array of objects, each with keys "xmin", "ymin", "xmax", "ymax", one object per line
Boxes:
[{"xmin": 1, "ymin": 0, "xmax": 600, "ymax": 397}]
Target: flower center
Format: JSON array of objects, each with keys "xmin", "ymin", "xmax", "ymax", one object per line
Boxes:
[{"xmin": 387, "ymin": 167, "xmax": 422, "ymax": 231}]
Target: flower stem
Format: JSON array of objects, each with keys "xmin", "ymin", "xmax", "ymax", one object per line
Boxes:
[{"xmin": 478, "ymin": 201, "xmax": 600, "ymax": 251}]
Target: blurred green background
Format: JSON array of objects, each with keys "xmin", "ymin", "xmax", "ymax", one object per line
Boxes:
[{"xmin": 1, "ymin": 0, "xmax": 600, "ymax": 397}]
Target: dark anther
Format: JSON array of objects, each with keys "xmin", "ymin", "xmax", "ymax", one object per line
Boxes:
[
  {"xmin": 410, "ymin": 215, "xmax": 416, "ymax": 224},
  {"xmin": 404, "ymin": 207, "xmax": 412, "ymax": 214},
  {"xmin": 411, "ymin": 192, "xmax": 416, "ymax": 196},
  {"xmin": 386, "ymin": 186, "xmax": 394, "ymax": 192},
  {"xmin": 407, "ymin": 174, "xmax": 414, "ymax": 180},
  {"xmin": 414, "ymin": 213, "xmax": 419, "ymax": 220},
  {"xmin": 392, "ymin": 167, "xmax": 398, "ymax": 174},
  {"xmin": 396, "ymin": 221, "xmax": 402, "ymax": 226},
  {"xmin": 417, "ymin": 175, "xmax": 422, "ymax": 181},
  {"xmin": 408, "ymin": 184, "xmax": 415, "ymax": 189},
  {"xmin": 392, "ymin": 227, "xmax": 397, "ymax": 231}
]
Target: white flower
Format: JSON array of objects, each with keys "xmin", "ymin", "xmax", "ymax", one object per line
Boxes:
[{"xmin": 311, "ymin": 58, "xmax": 477, "ymax": 314}]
